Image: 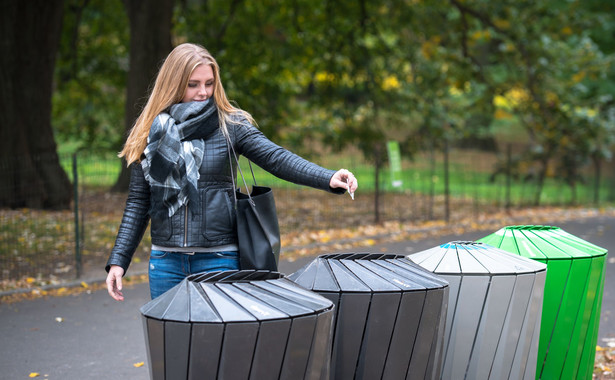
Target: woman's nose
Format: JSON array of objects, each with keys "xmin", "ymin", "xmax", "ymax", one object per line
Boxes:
[{"xmin": 198, "ymin": 85, "xmax": 208, "ymax": 98}]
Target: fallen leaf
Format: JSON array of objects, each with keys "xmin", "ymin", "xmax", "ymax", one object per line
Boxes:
[
  {"xmin": 55, "ymin": 317, "xmax": 63, "ymax": 323},
  {"xmin": 133, "ymin": 362, "xmax": 145, "ymax": 368},
  {"xmin": 80, "ymin": 282, "xmax": 88, "ymax": 288},
  {"xmin": 29, "ymin": 373, "xmax": 39, "ymax": 378}
]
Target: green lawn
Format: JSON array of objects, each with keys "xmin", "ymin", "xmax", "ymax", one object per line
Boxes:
[{"xmin": 59, "ymin": 150, "xmax": 613, "ymax": 207}]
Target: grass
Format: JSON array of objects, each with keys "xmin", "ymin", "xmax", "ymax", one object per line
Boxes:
[{"xmin": 57, "ymin": 149, "xmax": 615, "ymax": 207}]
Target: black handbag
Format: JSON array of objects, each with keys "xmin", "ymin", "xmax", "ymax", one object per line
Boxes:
[{"xmin": 226, "ymin": 137, "xmax": 281, "ymax": 271}]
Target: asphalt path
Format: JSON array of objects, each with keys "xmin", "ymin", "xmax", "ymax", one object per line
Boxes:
[{"xmin": 1, "ymin": 215, "xmax": 613, "ymax": 379}]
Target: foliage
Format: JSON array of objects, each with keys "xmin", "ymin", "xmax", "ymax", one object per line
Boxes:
[
  {"xmin": 49, "ymin": 0, "xmax": 615, "ymax": 206},
  {"xmin": 53, "ymin": 0, "xmax": 128, "ymax": 152}
]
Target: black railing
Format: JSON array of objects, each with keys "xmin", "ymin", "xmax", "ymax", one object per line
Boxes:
[{"xmin": 0, "ymin": 148, "xmax": 613, "ymax": 288}]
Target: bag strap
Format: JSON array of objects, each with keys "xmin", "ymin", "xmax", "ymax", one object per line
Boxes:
[
  {"xmin": 225, "ymin": 132, "xmax": 257, "ymax": 207},
  {"xmin": 225, "ymin": 132, "xmax": 279, "ymax": 256}
]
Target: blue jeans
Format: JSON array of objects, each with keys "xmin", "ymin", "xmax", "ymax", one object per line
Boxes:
[{"xmin": 148, "ymin": 250, "xmax": 239, "ymax": 299}]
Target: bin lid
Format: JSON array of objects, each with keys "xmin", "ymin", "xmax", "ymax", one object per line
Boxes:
[
  {"xmin": 408, "ymin": 241, "xmax": 547, "ymax": 275},
  {"xmin": 140, "ymin": 270, "xmax": 333, "ymax": 323},
  {"xmin": 477, "ymin": 225, "xmax": 608, "ymax": 260},
  {"xmin": 288, "ymin": 253, "xmax": 448, "ymax": 293}
]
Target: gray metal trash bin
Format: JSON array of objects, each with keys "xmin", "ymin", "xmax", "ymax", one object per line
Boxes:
[
  {"xmin": 408, "ymin": 241, "xmax": 547, "ymax": 380},
  {"xmin": 289, "ymin": 253, "xmax": 449, "ymax": 380},
  {"xmin": 140, "ymin": 270, "xmax": 335, "ymax": 380}
]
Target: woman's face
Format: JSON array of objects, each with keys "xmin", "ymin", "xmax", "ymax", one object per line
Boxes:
[{"xmin": 181, "ymin": 63, "xmax": 215, "ymax": 103}]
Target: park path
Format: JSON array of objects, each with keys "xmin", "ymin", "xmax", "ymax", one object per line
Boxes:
[{"xmin": 1, "ymin": 214, "xmax": 613, "ymax": 379}]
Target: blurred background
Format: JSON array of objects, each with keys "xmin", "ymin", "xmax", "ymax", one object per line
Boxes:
[{"xmin": 1, "ymin": 0, "xmax": 614, "ymax": 289}]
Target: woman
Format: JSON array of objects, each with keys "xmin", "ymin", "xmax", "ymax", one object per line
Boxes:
[{"xmin": 105, "ymin": 43, "xmax": 357, "ymax": 301}]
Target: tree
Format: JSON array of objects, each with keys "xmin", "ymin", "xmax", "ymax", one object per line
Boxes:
[
  {"xmin": 54, "ymin": 0, "xmax": 129, "ymax": 153},
  {"xmin": 0, "ymin": 0, "xmax": 72, "ymax": 209},
  {"xmin": 111, "ymin": 0, "xmax": 174, "ymax": 192}
]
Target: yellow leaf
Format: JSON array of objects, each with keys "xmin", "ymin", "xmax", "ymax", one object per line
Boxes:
[
  {"xmin": 57, "ymin": 287, "xmax": 67, "ymax": 294},
  {"xmin": 26, "ymin": 277, "xmax": 36, "ymax": 284},
  {"xmin": 494, "ymin": 109, "xmax": 513, "ymax": 120},
  {"xmin": 382, "ymin": 75, "xmax": 401, "ymax": 91},
  {"xmin": 493, "ymin": 18, "xmax": 510, "ymax": 30},
  {"xmin": 561, "ymin": 26, "xmax": 573, "ymax": 35},
  {"xmin": 597, "ymin": 345, "xmax": 605, "ymax": 351},
  {"xmin": 572, "ymin": 71, "xmax": 585, "ymax": 83},
  {"xmin": 133, "ymin": 362, "xmax": 145, "ymax": 368},
  {"xmin": 29, "ymin": 373, "xmax": 40, "ymax": 378},
  {"xmin": 80, "ymin": 282, "xmax": 88, "ymax": 288}
]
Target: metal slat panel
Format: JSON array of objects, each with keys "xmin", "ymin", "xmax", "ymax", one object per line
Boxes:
[
  {"xmin": 466, "ymin": 275, "xmax": 515, "ymax": 379},
  {"xmin": 250, "ymin": 319, "xmax": 291, "ymax": 380},
  {"xmin": 429, "ymin": 286, "xmax": 449, "ymax": 380},
  {"xmin": 237, "ymin": 282, "xmax": 315, "ymax": 316},
  {"xmin": 280, "ymin": 315, "xmax": 317, "ymax": 380},
  {"xmin": 331, "ymin": 292, "xmax": 370, "ymax": 380},
  {"xmin": 382, "ymin": 291, "xmax": 426, "ymax": 380},
  {"xmin": 217, "ymin": 283, "xmax": 288, "ymax": 321},
  {"xmin": 328, "ymin": 259, "xmax": 370, "ymax": 291},
  {"xmin": 188, "ymin": 282, "xmax": 221, "ymax": 323},
  {"xmin": 203, "ymin": 284, "xmax": 256, "ymax": 322},
  {"xmin": 187, "ymin": 323, "xmax": 224, "ymax": 380},
  {"xmin": 355, "ymin": 292, "xmax": 401, "ymax": 379},
  {"xmin": 407, "ymin": 287, "xmax": 445, "ymax": 380},
  {"xmin": 305, "ymin": 311, "xmax": 334, "ymax": 380},
  {"xmin": 164, "ymin": 321, "xmax": 191, "ymax": 380},
  {"xmin": 218, "ymin": 322, "xmax": 259, "ymax": 379},
  {"xmin": 489, "ymin": 274, "xmax": 534, "ymax": 379},
  {"xmin": 312, "ymin": 258, "xmax": 341, "ymax": 292},
  {"xmin": 441, "ymin": 275, "xmax": 489, "ymax": 380},
  {"xmin": 146, "ymin": 318, "xmax": 165, "ymax": 380}
]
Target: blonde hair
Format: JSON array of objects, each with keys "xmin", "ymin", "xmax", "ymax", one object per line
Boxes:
[{"xmin": 120, "ymin": 43, "xmax": 254, "ymax": 165}]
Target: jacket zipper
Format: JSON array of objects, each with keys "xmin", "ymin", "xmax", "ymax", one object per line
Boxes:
[{"xmin": 183, "ymin": 205, "xmax": 188, "ymax": 247}]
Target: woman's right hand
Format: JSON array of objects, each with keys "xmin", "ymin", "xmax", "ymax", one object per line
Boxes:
[{"xmin": 106, "ymin": 265, "xmax": 125, "ymax": 301}]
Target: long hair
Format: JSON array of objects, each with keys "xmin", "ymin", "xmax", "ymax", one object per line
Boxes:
[{"xmin": 120, "ymin": 43, "xmax": 254, "ymax": 165}]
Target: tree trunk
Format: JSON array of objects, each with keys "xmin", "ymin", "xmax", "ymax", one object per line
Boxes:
[
  {"xmin": 593, "ymin": 155, "xmax": 601, "ymax": 205},
  {"xmin": 373, "ymin": 144, "xmax": 382, "ymax": 224},
  {"xmin": 428, "ymin": 140, "xmax": 436, "ymax": 220},
  {"xmin": 112, "ymin": 0, "xmax": 175, "ymax": 192},
  {"xmin": 0, "ymin": 0, "xmax": 72, "ymax": 209},
  {"xmin": 443, "ymin": 139, "xmax": 450, "ymax": 222},
  {"xmin": 533, "ymin": 156, "xmax": 549, "ymax": 207}
]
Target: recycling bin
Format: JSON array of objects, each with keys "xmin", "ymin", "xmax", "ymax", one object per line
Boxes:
[
  {"xmin": 140, "ymin": 270, "xmax": 335, "ymax": 380},
  {"xmin": 478, "ymin": 225, "xmax": 608, "ymax": 380},
  {"xmin": 289, "ymin": 253, "xmax": 449, "ymax": 380},
  {"xmin": 408, "ymin": 241, "xmax": 547, "ymax": 380}
]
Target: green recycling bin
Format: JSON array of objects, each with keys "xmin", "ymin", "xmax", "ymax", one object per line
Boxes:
[{"xmin": 478, "ymin": 225, "xmax": 608, "ymax": 380}]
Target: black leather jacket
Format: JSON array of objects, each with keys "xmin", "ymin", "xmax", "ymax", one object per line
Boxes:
[{"xmin": 106, "ymin": 121, "xmax": 343, "ymax": 273}]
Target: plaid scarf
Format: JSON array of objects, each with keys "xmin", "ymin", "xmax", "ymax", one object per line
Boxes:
[{"xmin": 142, "ymin": 100, "xmax": 219, "ymax": 218}]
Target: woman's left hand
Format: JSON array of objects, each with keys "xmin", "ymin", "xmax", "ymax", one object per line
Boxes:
[{"xmin": 330, "ymin": 169, "xmax": 358, "ymax": 194}]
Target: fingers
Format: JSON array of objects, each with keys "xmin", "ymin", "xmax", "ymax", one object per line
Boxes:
[
  {"xmin": 330, "ymin": 169, "xmax": 358, "ymax": 193},
  {"xmin": 106, "ymin": 266, "xmax": 125, "ymax": 301}
]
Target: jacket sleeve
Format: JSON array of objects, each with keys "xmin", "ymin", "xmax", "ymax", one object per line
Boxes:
[
  {"xmin": 232, "ymin": 122, "xmax": 346, "ymax": 194},
  {"xmin": 105, "ymin": 163, "xmax": 151, "ymax": 274}
]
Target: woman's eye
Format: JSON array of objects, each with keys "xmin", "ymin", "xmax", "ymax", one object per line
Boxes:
[{"xmin": 188, "ymin": 83, "xmax": 197, "ymax": 88}]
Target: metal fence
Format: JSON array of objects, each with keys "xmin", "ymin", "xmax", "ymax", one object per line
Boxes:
[{"xmin": 1, "ymin": 148, "xmax": 613, "ymax": 288}]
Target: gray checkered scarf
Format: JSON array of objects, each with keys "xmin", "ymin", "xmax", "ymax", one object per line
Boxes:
[{"xmin": 142, "ymin": 100, "xmax": 219, "ymax": 218}]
